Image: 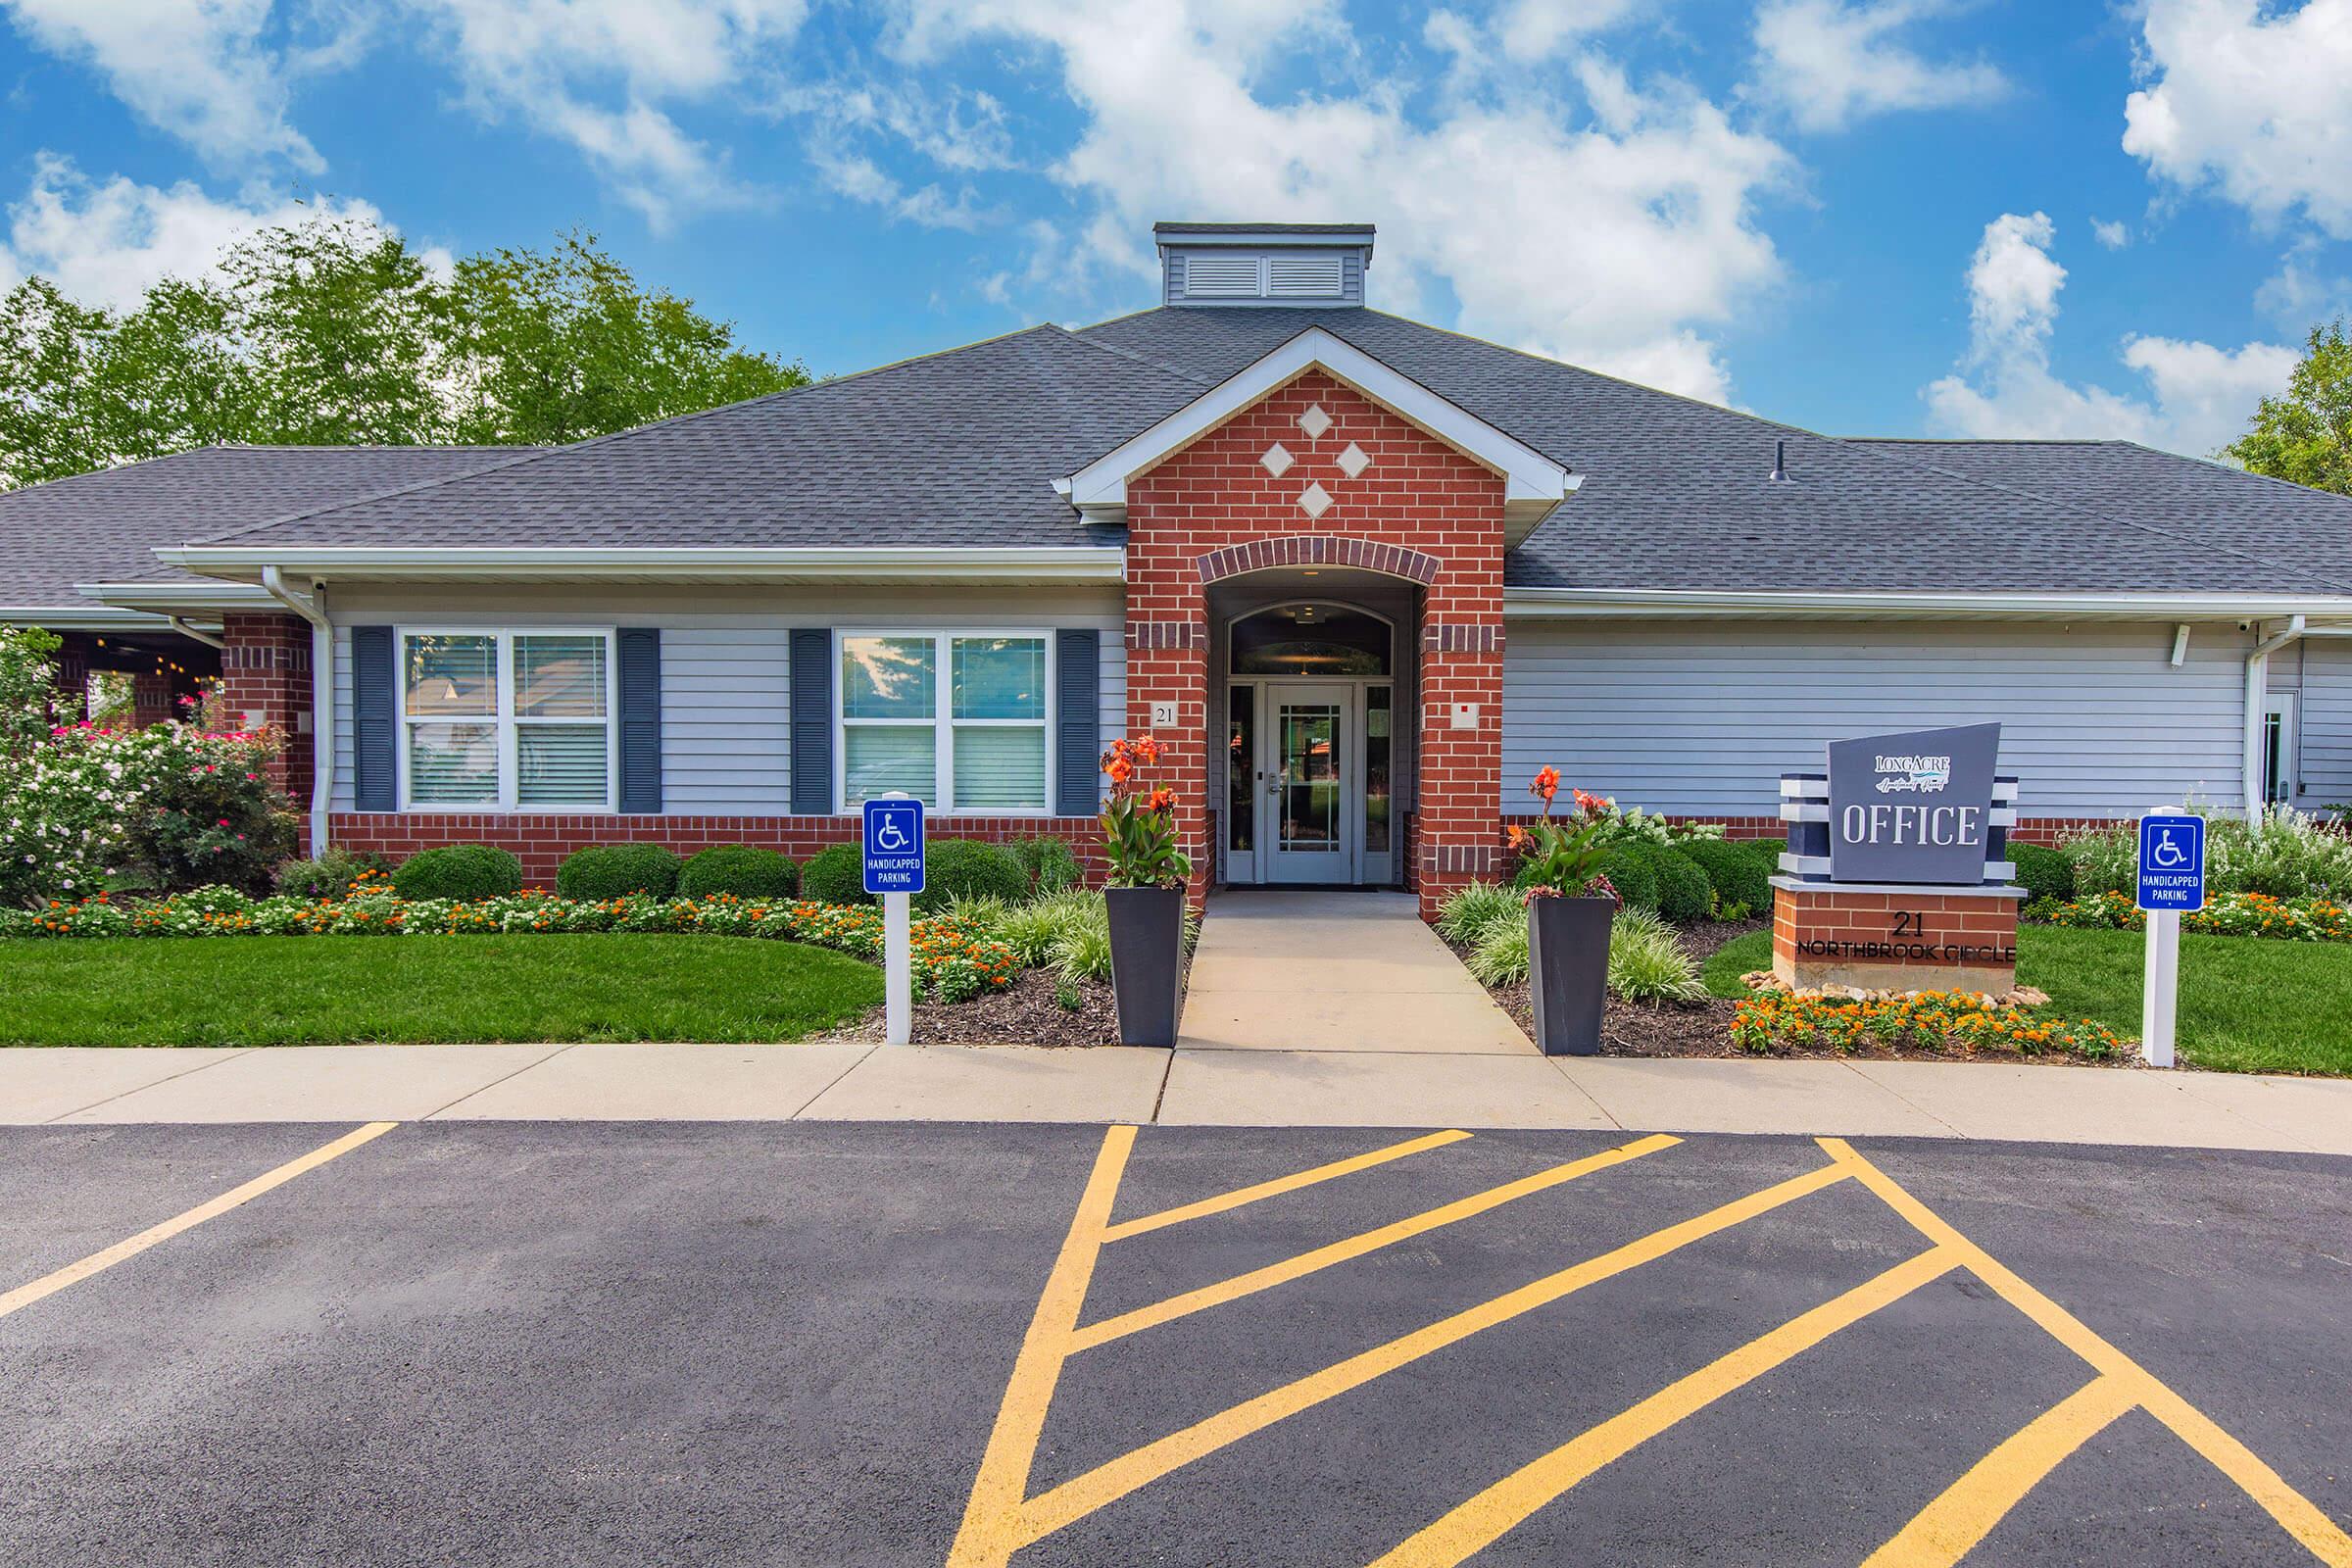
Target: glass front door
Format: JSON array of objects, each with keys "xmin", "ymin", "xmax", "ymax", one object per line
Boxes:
[{"xmin": 1261, "ymin": 683, "xmax": 1353, "ymax": 883}]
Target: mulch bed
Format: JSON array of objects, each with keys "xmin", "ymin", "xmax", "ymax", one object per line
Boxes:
[
  {"xmin": 846, "ymin": 956, "xmax": 1196, "ymax": 1048},
  {"xmin": 1456, "ymin": 913, "xmax": 2136, "ymax": 1066}
]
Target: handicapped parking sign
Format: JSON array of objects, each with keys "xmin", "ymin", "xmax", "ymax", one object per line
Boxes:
[
  {"xmin": 862, "ymin": 796, "xmax": 926, "ymax": 896},
  {"xmin": 2136, "ymin": 813, "xmax": 2205, "ymax": 911}
]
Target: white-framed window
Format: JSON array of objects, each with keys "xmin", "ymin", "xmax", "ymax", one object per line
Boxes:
[
  {"xmin": 399, "ymin": 628, "xmax": 616, "ymax": 810},
  {"xmin": 837, "ymin": 631, "xmax": 1053, "ymax": 814},
  {"xmin": 2265, "ymin": 693, "xmax": 2297, "ymax": 806}
]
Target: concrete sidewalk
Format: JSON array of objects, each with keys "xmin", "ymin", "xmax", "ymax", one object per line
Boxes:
[{"xmin": 4, "ymin": 1042, "xmax": 2348, "ymax": 1153}]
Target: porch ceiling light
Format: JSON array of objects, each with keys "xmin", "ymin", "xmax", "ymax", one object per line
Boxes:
[
  {"xmin": 1337, "ymin": 441, "xmax": 1371, "ymax": 478},
  {"xmin": 1298, "ymin": 403, "xmax": 1333, "ymax": 441},
  {"xmin": 1260, "ymin": 442, "xmax": 1295, "ymax": 477},
  {"xmin": 1298, "ymin": 481, "xmax": 1334, "ymax": 519}
]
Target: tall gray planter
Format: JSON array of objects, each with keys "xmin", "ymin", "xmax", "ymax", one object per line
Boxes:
[
  {"xmin": 1105, "ymin": 886, "xmax": 1185, "ymax": 1048},
  {"xmin": 1528, "ymin": 895, "xmax": 1613, "ymax": 1056}
]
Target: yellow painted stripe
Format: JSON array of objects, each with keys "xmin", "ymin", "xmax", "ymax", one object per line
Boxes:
[
  {"xmin": 0, "ymin": 1121, "xmax": 398, "ymax": 1320},
  {"xmin": 947, "ymin": 1123, "xmax": 1136, "ymax": 1568},
  {"xmin": 1861, "ymin": 1374, "xmax": 2137, "ymax": 1568},
  {"xmin": 1368, "ymin": 1246, "xmax": 1959, "ymax": 1568},
  {"xmin": 1012, "ymin": 1158, "xmax": 1852, "ymax": 1548},
  {"xmin": 1102, "ymin": 1129, "xmax": 1472, "ymax": 1242},
  {"xmin": 1072, "ymin": 1133, "xmax": 1679, "ymax": 1351},
  {"xmin": 1821, "ymin": 1138, "xmax": 2352, "ymax": 1568}
]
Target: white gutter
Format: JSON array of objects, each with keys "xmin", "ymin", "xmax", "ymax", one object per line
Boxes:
[
  {"xmin": 155, "ymin": 546, "xmax": 1128, "ymax": 584},
  {"xmin": 260, "ymin": 566, "xmax": 334, "ymax": 858},
  {"xmin": 166, "ymin": 615, "xmax": 226, "ymax": 651},
  {"xmin": 0, "ymin": 604, "xmax": 186, "ymax": 630},
  {"xmin": 1503, "ymin": 587, "xmax": 2352, "ymax": 619},
  {"xmin": 2244, "ymin": 615, "xmax": 2306, "ymax": 823}
]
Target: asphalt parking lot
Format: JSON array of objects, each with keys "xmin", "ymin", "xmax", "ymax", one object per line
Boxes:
[{"xmin": 2, "ymin": 1121, "xmax": 2347, "ymax": 1567}]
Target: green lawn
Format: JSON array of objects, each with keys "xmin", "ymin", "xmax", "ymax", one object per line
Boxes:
[
  {"xmin": 1702, "ymin": 927, "xmax": 2352, "ymax": 1075},
  {"xmin": 0, "ymin": 935, "xmax": 884, "ymax": 1047}
]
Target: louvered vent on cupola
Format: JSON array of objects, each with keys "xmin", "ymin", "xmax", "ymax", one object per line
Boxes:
[{"xmin": 1156, "ymin": 221, "xmax": 1374, "ymax": 308}]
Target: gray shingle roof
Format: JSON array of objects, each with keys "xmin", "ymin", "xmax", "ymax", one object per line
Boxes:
[
  {"xmin": 197, "ymin": 326, "xmax": 1198, "ymax": 553},
  {"xmin": 1077, "ymin": 309, "xmax": 2352, "ymax": 596},
  {"xmin": 0, "ymin": 445, "xmax": 541, "ymax": 611},
  {"xmin": 19, "ymin": 308, "xmax": 2352, "ymax": 602}
]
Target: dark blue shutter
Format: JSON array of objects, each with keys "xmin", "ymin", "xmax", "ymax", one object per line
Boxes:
[
  {"xmin": 352, "ymin": 625, "xmax": 396, "ymax": 811},
  {"xmin": 616, "ymin": 628, "xmax": 662, "ymax": 813},
  {"xmin": 1055, "ymin": 628, "xmax": 1100, "ymax": 816},
  {"xmin": 791, "ymin": 629, "xmax": 834, "ymax": 814}
]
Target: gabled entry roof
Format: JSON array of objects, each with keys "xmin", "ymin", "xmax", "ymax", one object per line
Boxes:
[{"xmin": 1057, "ymin": 327, "xmax": 1576, "ymax": 546}]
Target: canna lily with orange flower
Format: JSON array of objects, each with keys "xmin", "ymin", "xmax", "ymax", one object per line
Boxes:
[{"xmin": 1098, "ymin": 734, "xmax": 1193, "ymax": 888}]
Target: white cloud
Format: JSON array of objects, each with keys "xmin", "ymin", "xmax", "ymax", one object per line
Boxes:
[
  {"xmin": 2123, "ymin": 0, "xmax": 2352, "ymax": 237},
  {"xmin": 879, "ymin": 0, "xmax": 1791, "ymax": 405},
  {"xmin": 2090, "ymin": 218, "xmax": 2130, "ymax": 249},
  {"xmin": 2, "ymin": 0, "xmax": 323, "ymax": 172},
  {"xmin": 1923, "ymin": 210, "xmax": 2296, "ymax": 457},
  {"xmin": 399, "ymin": 0, "xmax": 809, "ymax": 228},
  {"xmin": 2256, "ymin": 242, "xmax": 2352, "ymax": 328},
  {"xmin": 1747, "ymin": 0, "xmax": 2007, "ymax": 132}
]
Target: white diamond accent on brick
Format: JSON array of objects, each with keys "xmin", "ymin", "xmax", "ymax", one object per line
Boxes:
[
  {"xmin": 1298, "ymin": 481, "xmax": 1333, "ymax": 519},
  {"xmin": 1259, "ymin": 442, "xmax": 1294, "ymax": 478},
  {"xmin": 1298, "ymin": 403, "xmax": 1332, "ymax": 441},
  {"xmin": 1336, "ymin": 440, "xmax": 1370, "ymax": 478}
]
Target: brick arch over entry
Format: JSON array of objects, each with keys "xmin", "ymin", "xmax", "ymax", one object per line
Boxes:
[{"xmin": 1195, "ymin": 535, "xmax": 1443, "ymax": 586}]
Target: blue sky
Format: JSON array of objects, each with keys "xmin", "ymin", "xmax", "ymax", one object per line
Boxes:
[{"xmin": 2, "ymin": 0, "xmax": 2347, "ymax": 457}]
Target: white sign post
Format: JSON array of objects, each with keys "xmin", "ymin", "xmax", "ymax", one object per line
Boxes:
[
  {"xmin": 861, "ymin": 794, "xmax": 926, "ymax": 1048},
  {"xmin": 2134, "ymin": 810, "xmax": 2206, "ymax": 1069}
]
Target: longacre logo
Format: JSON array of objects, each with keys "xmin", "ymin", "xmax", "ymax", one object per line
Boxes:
[{"xmin": 1871, "ymin": 751, "xmax": 1951, "ymax": 795}]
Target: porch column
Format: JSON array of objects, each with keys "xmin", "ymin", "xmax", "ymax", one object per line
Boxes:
[
  {"xmin": 1415, "ymin": 608, "xmax": 1505, "ymax": 922},
  {"xmin": 218, "ymin": 611, "xmax": 315, "ymax": 803}
]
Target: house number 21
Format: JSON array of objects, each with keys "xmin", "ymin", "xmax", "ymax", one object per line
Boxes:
[{"xmin": 1889, "ymin": 910, "xmax": 1930, "ymax": 937}]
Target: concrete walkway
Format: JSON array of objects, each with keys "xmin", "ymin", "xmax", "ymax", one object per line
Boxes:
[
  {"xmin": 6, "ymin": 1042, "xmax": 2350, "ymax": 1154},
  {"xmin": 1177, "ymin": 891, "xmax": 1532, "ymax": 1054}
]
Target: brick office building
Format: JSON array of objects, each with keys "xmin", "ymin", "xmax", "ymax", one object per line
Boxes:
[{"xmin": 11, "ymin": 220, "xmax": 2352, "ymax": 914}]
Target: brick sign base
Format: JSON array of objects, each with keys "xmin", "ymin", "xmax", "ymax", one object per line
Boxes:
[{"xmin": 1770, "ymin": 878, "xmax": 2024, "ymax": 996}]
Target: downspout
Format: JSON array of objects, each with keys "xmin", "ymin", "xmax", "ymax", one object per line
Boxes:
[
  {"xmin": 2244, "ymin": 614, "xmax": 2305, "ymax": 822},
  {"xmin": 261, "ymin": 566, "xmax": 333, "ymax": 858},
  {"xmin": 165, "ymin": 615, "xmax": 226, "ymax": 651}
]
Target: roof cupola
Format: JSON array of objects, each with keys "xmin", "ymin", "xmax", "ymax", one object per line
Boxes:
[{"xmin": 1153, "ymin": 221, "xmax": 1373, "ymax": 308}]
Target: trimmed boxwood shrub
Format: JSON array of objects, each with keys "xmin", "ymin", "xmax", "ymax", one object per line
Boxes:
[
  {"xmin": 1592, "ymin": 846, "xmax": 1659, "ymax": 912},
  {"xmin": 2009, "ymin": 842, "xmax": 2075, "ymax": 906},
  {"xmin": 915, "ymin": 839, "xmax": 1030, "ymax": 912},
  {"xmin": 556, "ymin": 843, "xmax": 682, "ymax": 900},
  {"xmin": 392, "ymin": 844, "xmax": 522, "ymax": 902},
  {"xmin": 1632, "ymin": 843, "xmax": 1713, "ymax": 925},
  {"xmin": 801, "ymin": 842, "xmax": 870, "ymax": 906},
  {"xmin": 1677, "ymin": 837, "xmax": 1772, "ymax": 916},
  {"xmin": 678, "ymin": 844, "xmax": 799, "ymax": 900},
  {"xmin": 1009, "ymin": 835, "xmax": 1082, "ymax": 895}
]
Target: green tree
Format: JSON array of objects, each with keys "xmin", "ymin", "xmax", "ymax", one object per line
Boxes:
[
  {"xmin": 441, "ymin": 230, "xmax": 807, "ymax": 445},
  {"xmin": 2226, "ymin": 318, "xmax": 2352, "ymax": 496},
  {"xmin": 0, "ymin": 219, "xmax": 808, "ymax": 489}
]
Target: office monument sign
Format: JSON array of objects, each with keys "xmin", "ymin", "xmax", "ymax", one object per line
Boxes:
[{"xmin": 1826, "ymin": 722, "xmax": 2002, "ymax": 885}]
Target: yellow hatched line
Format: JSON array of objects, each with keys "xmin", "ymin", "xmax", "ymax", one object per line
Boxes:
[
  {"xmin": 1860, "ymin": 1374, "xmax": 2138, "ymax": 1568},
  {"xmin": 0, "ymin": 1122, "xmax": 399, "ymax": 1320},
  {"xmin": 1070, "ymin": 1133, "xmax": 1680, "ymax": 1351},
  {"xmin": 947, "ymin": 1123, "xmax": 1136, "ymax": 1568},
  {"xmin": 1822, "ymin": 1138, "xmax": 2352, "ymax": 1568},
  {"xmin": 1003, "ymin": 1159, "xmax": 1851, "ymax": 1556},
  {"xmin": 1100, "ymin": 1129, "xmax": 1471, "ymax": 1242},
  {"xmin": 1366, "ymin": 1246, "xmax": 1959, "ymax": 1568}
]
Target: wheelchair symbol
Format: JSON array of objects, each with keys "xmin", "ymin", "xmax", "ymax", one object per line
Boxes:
[
  {"xmin": 2148, "ymin": 829, "xmax": 2189, "ymax": 870},
  {"xmin": 874, "ymin": 815, "xmax": 911, "ymax": 852}
]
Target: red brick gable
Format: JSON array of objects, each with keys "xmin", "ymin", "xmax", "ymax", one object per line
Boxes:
[{"xmin": 1120, "ymin": 368, "xmax": 1508, "ymax": 916}]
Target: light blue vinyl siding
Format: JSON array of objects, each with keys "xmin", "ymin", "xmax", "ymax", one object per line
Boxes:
[
  {"xmin": 333, "ymin": 605, "xmax": 1124, "ymax": 814},
  {"xmin": 2296, "ymin": 640, "xmax": 2352, "ymax": 808},
  {"xmin": 1501, "ymin": 618, "xmax": 2256, "ymax": 819}
]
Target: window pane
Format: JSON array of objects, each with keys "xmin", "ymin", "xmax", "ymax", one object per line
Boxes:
[
  {"xmin": 518, "ymin": 724, "xmax": 609, "ymax": 806},
  {"xmin": 409, "ymin": 722, "xmax": 498, "ymax": 804},
  {"xmin": 405, "ymin": 634, "xmax": 497, "ymax": 716},
  {"xmin": 953, "ymin": 725, "xmax": 1046, "ymax": 810},
  {"xmin": 516, "ymin": 635, "xmax": 606, "ymax": 717},
  {"xmin": 842, "ymin": 636, "xmax": 935, "ymax": 719},
  {"xmin": 1228, "ymin": 685, "xmax": 1253, "ymax": 853},
  {"xmin": 1365, "ymin": 686, "xmax": 1392, "ymax": 853},
  {"xmin": 844, "ymin": 725, "xmax": 936, "ymax": 806},
  {"xmin": 954, "ymin": 637, "xmax": 1046, "ymax": 719}
]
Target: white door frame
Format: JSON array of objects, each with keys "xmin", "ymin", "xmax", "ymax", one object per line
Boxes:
[{"xmin": 1258, "ymin": 680, "xmax": 1355, "ymax": 884}]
